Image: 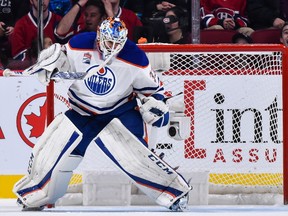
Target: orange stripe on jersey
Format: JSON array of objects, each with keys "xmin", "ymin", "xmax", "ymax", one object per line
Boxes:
[
  {"xmin": 117, "ymin": 57, "xmax": 149, "ymax": 69},
  {"xmin": 143, "ymin": 123, "xmax": 149, "ymax": 144}
]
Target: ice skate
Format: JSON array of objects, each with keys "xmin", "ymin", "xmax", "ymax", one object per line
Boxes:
[
  {"xmin": 17, "ymin": 198, "xmax": 44, "ymax": 211},
  {"xmin": 169, "ymin": 192, "xmax": 189, "ymax": 212},
  {"xmin": 22, "ymin": 205, "xmax": 45, "ymax": 211},
  {"xmin": 169, "ymin": 178, "xmax": 192, "ymax": 212}
]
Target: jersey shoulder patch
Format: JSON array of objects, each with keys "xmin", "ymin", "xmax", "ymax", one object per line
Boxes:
[
  {"xmin": 117, "ymin": 40, "xmax": 149, "ymax": 67},
  {"xmin": 68, "ymin": 32, "xmax": 96, "ymax": 50}
]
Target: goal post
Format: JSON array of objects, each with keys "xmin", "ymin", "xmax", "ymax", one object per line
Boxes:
[
  {"xmin": 48, "ymin": 43, "xmax": 288, "ymax": 205},
  {"xmin": 46, "ymin": 82, "xmax": 55, "ymax": 126},
  {"xmin": 282, "ymin": 45, "xmax": 288, "ymax": 205}
]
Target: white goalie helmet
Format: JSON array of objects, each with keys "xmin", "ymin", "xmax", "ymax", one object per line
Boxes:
[{"xmin": 97, "ymin": 17, "xmax": 128, "ymax": 60}]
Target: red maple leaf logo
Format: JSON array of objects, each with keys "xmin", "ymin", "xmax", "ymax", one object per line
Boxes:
[
  {"xmin": 0, "ymin": 127, "xmax": 5, "ymax": 139},
  {"xmin": 25, "ymin": 101, "xmax": 47, "ymax": 138}
]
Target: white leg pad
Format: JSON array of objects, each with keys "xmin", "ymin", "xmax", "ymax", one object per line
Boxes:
[
  {"xmin": 95, "ymin": 118, "xmax": 191, "ymax": 208},
  {"xmin": 13, "ymin": 113, "xmax": 83, "ymax": 207}
]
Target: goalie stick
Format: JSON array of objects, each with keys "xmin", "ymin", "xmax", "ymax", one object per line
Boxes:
[
  {"xmin": 0, "ymin": 69, "xmax": 87, "ymax": 80},
  {"xmin": 137, "ymin": 91, "xmax": 183, "ymax": 104},
  {"xmin": 163, "ymin": 91, "xmax": 183, "ymax": 103},
  {"xmin": 0, "ymin": 46, "xmax": 119, "ymax": 80}
]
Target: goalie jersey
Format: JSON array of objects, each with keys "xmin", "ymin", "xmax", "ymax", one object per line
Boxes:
[{"xmin": 65, "ymin": 32, "xmax": 164, "ymax": 116}]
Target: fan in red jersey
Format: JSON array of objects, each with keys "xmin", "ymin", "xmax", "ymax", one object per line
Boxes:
[
  {"xmin": 200, "ymin": 0, "xmax": 254, "ymax": 36},
  {"xmin": 11, "ymin": 0, "xmax": 62, "ymax": 61}
]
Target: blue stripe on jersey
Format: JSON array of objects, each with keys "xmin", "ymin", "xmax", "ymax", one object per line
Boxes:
[
  {"xmin": 68, "ymin": 32, "xmax": 96, "ymax": 50},
  {"xmin": 118, "ymin": 40, "xmax": 149, "ymax": 67},
  {"xmin": 70, "ymin": 97, "xmax": 138, "ymax": 117},
  {"xmin": 134, "ymin": 86, "xmax": 164, "ymax": 92},
  {"xmin": 69, "ymin": 88, "xmax": 131, "ymax": 112}
]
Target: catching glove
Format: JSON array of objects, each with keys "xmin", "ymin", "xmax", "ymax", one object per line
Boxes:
[{"xmin": 23, "ymin": 43, "xmax": 70, "ymax": 85}]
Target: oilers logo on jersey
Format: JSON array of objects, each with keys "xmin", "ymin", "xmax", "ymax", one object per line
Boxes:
[{"xmin": 85, "ymin": 65, "xmax": 116, "ymax": 95}]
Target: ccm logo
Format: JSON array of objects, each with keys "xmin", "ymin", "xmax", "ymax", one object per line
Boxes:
[
  {"xmin": 148, "ymin": 154, "xmax": 173, "ymax": 175},
  {"xmin": 27, "ymin": 153, "xmax": 34, "ymax": 174}
]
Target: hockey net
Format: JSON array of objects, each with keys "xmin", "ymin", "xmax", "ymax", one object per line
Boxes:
[{"xmin": 52, "ymin": 44, "xmax": 288, "ymax": 205}]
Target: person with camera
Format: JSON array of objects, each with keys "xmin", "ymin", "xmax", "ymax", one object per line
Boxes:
[
  {"xmin": 0, "ymin": 22, "xmax": 12, "ymax": 62},
  {"xmin": 0, "ymin": 0, "xmax": 30, "ymax": 39},
  {"xmin": 0, "ymin": 22, "xmax": 13, "ymax": 38},
  {"xmin": 0, "ymin": 0, "xmax": 30, "ymax": 65},
  {"xmin": 0, "ymin": 0, "xmax": 30, "ymax": 67},
  {"xmin": 160, "ymin": 6, "xmax": 191, "ymax": 44},
  {"xmin": 0, "ymin": 22, "xmax": 14, "ymax": 68}
]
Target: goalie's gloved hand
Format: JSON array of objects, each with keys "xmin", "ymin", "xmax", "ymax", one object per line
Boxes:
[
  {"xmin": 22, "ymin": 43, "xmax": 70, "ymax": 86},
  {"xmin": 139, "ymin": 96, "xmax": 169, "ymax": 127}
]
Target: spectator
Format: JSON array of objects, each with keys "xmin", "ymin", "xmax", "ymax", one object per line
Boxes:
[
  {"xmin": 280, "ymin": 22, "xmax": 288, "ymax": 46},
  {"xmin": 160, "ymin": 6, "xmax": 191, "ymax": 44},
  {"xmin": 0, "ymin": 22, "xmax": 12, "ymax": 65},
  {"xmin": 143, "ymin": 1, "xmax": 188, "ymax": 21},
  {"xmin": 0, "ymin": 21, "xmax": 13, "ymax": 41},
  {"xmin": 200, "ymin": 0, "xmax": 254, "ymax": 36},
  {"xmin": 6, "ymin": 35, "xmax": 55, "ymax": 70},
  {"xmin": 0, "ymin": 0, "xmax": 30, "ymax": 62},
  {"xmin": 56, "ymin": 0, "xmax": 106, "ymax": 43},
  {"xmin": 49, "ymin": 0, "xmax": 73, "ymax": 17},
  {"xmin": 247, "ymin": 0, "xmax": 286, "ymax": 30},
  {"xmin": 44, "ymin": 36, "xmax": 54, "ymax": 48},
  {"xmin": 26, "ymin": 35, "xmax": 54, "ymax": 64},
  {"xmin": 10, "ymin": 0, "xmax": 62, "ymax": 61},
  {"xmin": 4, "ymin": 34, "xmax": 54, "ymax": 70},
  {"xmin": 0, "ymin": 0, "xmax": 30, "ymax": 33},
  {"xmin": 232, "ymin": 32, "xmax": 253, "ymax": 44},
  {"xmin": 102, "ymin": 0, "xmax": 143, "ymax": 40},
  {"xmin": 134, "ymin": 1, "xmax": 176, "ymax": 43},
  {"xmin": 82, "ymin": 0, "xmax": 106, "ymax": 31},
  {"xmin": 137, "ymin": 1, "xmax": 190, "ymax": 44},
  {"xmin": 55, "ymin": 0, "xmax": 87, "ymax": 40}
]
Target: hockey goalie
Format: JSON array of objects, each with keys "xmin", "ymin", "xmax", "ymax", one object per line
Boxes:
[{"xmin": 13, "ymin": 17, "xmax": 192, "ymax": 211}]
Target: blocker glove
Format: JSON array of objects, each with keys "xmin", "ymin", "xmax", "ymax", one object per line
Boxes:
[{"xmin": 139, "ymin": 96, "xmax": 169, "ymax": 127}]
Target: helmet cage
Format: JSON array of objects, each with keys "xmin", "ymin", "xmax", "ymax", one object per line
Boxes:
[{"xmin": 97, "ymin": 17, "xmax": 128, "ymax": 59}]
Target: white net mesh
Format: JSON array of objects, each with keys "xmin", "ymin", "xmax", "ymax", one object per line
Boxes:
[{"xmin": 56, "ymin": 44, "xmax": 284, "ymax": 195}]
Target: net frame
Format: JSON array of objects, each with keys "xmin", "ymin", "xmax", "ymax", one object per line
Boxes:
[{"xmin": 46, "ymin": 43, "xmax": 288, "ymax": 204}]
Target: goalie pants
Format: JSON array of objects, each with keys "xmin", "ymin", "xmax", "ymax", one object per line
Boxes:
[{"xmin": 67, "ymin": 98, "xmax": 147, "ymax": 157}]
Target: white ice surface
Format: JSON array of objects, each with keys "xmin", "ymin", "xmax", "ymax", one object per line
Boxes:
[{"xmin": 1, "ymin": 199, "xmax": 288, "ymax": 216}]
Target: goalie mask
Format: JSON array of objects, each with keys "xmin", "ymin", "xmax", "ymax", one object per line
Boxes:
[{"xmin": 97, "ymin": 17, "xmax": 128, "ymax": 60}]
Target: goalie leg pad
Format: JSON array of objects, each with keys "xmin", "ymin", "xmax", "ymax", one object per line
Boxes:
[
  {"xmin": 95, "ymin": 118, "xmax": 192, "ymax": 208},
  {"xmin": 13, "ymin": 113, "xmax": 83, "ymax": 208}
]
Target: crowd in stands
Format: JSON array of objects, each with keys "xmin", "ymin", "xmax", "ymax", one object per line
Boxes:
[{"xmin": 0, "ymin": 0, "xmax": 288, "ymax": 69}]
